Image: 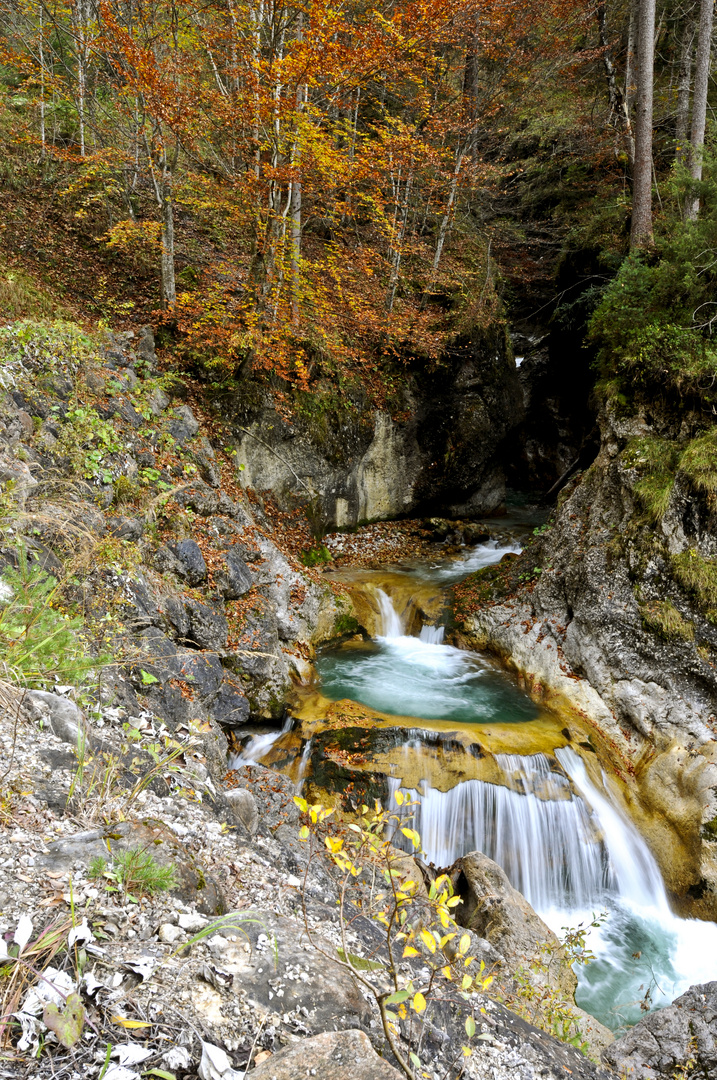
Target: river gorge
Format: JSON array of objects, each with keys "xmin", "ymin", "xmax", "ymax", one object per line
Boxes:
[{"xmin": 233, "ymin": 531, "xmax": 717, "ymax": 1038}]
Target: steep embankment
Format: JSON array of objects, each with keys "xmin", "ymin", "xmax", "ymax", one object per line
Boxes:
[{"xmin": 454, "ymin": 395, "xmax": 717, "ymax": 917}]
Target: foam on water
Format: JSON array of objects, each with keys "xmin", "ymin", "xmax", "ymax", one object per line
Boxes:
[{"xmin": 387, "ymin": 742, "xmax": 717, "ymax": 1029}]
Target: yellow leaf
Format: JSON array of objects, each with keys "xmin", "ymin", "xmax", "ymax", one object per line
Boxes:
[
  {"xmin": 462, "ymin": 974, "xmax": 473, "ymax": 991},
  {"xmin": 441, "ymin": 965, "xmax": 452, "ymax": 980},
  {"xmin": 394, "ymin": 790, "xmax": 404, "ymax": 806},
  {"xmin": 458, "ymin": 933, "xmax": 471, "ymax": 956},
  {"xmin": 419, "ymin": 929, "xmax": 436, "ymax": 954},
  {"xmin": 298, "ymin": 825, "xmax": 310, "ymax": 841},
  {"xmin": 402, "ymin": 945, "xmax": 420, "ymax": 958},
  {"xmin": 412, "ymin": 992, "xmax": 426, "ymax": 1013},
  {"xmin": 325, "ymin": 836, "xmax": 344, "ymax": 854},
  {"xmin": 293, "ymin": 796, "xmax": 308, "ymax": 812},
  {"xmin": 112, "ymin": 1017, "xmax": 152, "ymax": 1029},
  {"xmin": 482, "ymin": 975, "xmax": 494, "ymax": 990}
]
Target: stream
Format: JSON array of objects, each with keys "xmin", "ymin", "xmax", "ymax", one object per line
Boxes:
[{"xmin": 236, "ymin": 538, "xmax": 717, "ymax": 1034}]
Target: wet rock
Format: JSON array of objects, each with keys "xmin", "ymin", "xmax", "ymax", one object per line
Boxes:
[
  {"xmin": 169, "ymin": 405, "xmax": 200, "ymax": 445},
  {"xmin": 604, "ymin": 980, "xmax": 717, "ymax": 1078},
  {"xmin": 216, "ymin": 544, "xmax": 253, "ymax": 599},
  {"xmin": 250, "ymin": 1030, "xmax": 403, "ymax": 1080},
  {"xmin": 170, "ymin": 538, "xmax": 208, "ymax": 584}
]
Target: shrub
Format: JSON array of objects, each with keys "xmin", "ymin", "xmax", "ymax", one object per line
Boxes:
[
  {"xmin": 0, "ymin": 546, "xmax": 106, "ymax": 687},
  {"xmin": 88, "ymin": 847, "xmax": 177, "ymax": 898}
]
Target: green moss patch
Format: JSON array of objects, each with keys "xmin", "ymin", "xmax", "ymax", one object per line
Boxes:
[{"xmin": 672, "ymin": 550, "xmax": 717, "ymax": 623}]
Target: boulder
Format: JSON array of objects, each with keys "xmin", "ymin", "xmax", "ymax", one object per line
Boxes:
[
  {"xmin": 170, "ymin": 539, "xmax": 208, "ymax": 584},
  {"xmin": 453, "ymin": 850, "xmax": 576, "ymax": 992},
  {"xmin": 250, "ymin": 1030, "xmax": 402, "ymax": 1080},
  {"xmin": 216, "ymin": 545, "xmax": 253, "ymax": 599},
  {"xmin": 603, "ymin": 980, "xmax": 717, "ymax": 1079}
]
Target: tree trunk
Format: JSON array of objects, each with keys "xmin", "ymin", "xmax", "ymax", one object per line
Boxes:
[
  {"xmin": 684, "ymin": 0, "xmax": 714, "ymax": 221},
  {"xmin": 630, "ymin": 0, "xmax": 656, "ymax": 249},
  {"xmin": 385, "ymin": 170, "xmax": 413, "ymax": 314},
  {"xmin": 597, "ymin": 1, "xmax": 635, "ymax": 167},
  {"xmin": 675, "ymin": 13, "xmax": 696, "ymax": 162},
  {"xmin": 625, "ymin": 0, "xmax": 638, "ymax": 113},
  {"xmin": 160, "ymin": 164, "xmax": 176, "ymax": 308}
]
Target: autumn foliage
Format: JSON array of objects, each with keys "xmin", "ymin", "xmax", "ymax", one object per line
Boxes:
[{"xmin": 1, "ymin": 0, "xmax": 591, "ymax": 392}]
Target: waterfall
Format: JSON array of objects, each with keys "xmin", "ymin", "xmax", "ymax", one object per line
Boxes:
[
  {"xmin": 232, "ymin": 716, "xmax": 293, "ymax": 765},
  {"xmin": 555, "ymin": 747, "xmax": 670, "ymax": 914},
  {"xmin": 419, "ymin": 624, "xmax": 445, "ymax": 644},
  {"xmin": 388, "ymin": 751, "xmax": 613, "ymax": 911},
  {"xmin": 376, "ymin": 588, "xmax": 404, "ymax": 638}
]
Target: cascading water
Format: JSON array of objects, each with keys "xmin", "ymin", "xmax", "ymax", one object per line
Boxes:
[
  {"xmin": 387, "ymin": 739, "xmax": 717, "ymax": 1028},
  {"xmin": 239, "ymin": 539, "xmax": 717, "ymax": 1032},
  {"xmin": 234, "ymin": 715, "xmax": 293, "ymax": 764}
]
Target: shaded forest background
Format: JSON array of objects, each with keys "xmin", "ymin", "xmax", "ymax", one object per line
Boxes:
[{"xmin": 1, "ymin": 0, "xmax": 716, "ymax": 416}]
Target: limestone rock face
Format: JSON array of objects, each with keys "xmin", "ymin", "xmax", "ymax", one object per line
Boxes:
[
  {"xmin": 230, "ymin": 325, "xmax": 523, "ymax": 528},
  {"xmin": 457, "ymin": 396, "xmax": 717, "ymax": 917},
  {"xmin": 250, "ymin": 1031, "xmax": 403, "ymax": 1080},
  {"xmin": 603, "ymin": 980, "xmax": 717, "ymax": 1078}
]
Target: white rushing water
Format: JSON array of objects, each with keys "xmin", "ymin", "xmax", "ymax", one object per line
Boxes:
[{"xmin": 388, "ymin": 742, "xmax": 717, "ymax": 1029}]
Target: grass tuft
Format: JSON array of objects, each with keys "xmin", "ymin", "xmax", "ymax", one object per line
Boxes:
[
  {"xmin": 639, "ymin": 599, "xmax": 694, "ymax": 641},
  {"xmin": 672, "ymin": 550, "xmax": 717, "ymax": 623},
  {"xmin": 679, "ymin": 428, "xmax": 717, "ymax": 494}
]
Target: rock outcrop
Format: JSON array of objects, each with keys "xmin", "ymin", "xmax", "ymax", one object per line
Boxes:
[
  {"xmin": 227, "ymin": 325, "xmax": 523, "ymax": 528},
  {"xmin": 603, "ymin": 980, "xmax": 717, "ymax": 1078}
]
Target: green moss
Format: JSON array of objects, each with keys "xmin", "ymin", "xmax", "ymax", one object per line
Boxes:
[
  {"xmin": 672, "ymin": 550, "xmax": 717, "ymax": 622},
  {"xmin": 334, "ymin": 612, "xmax": 360, "ymax": 637},
  {"xmin": 702, "ymin": 817, "xmax": 717, "ymax": 842},
  {"xmin": 301, "ymin": 545, "xmax": 332, "ymax": 567},
  {"xmin": 639, "ymin": 599, "xmax": 694, "ymax": 641},
  {"xmin": 679, "ymin": 428, "xmax": 717, "ymax": 494},
  {"xmin": 623, "ymin": 436, "xmax": 680, "ymax": 523}
]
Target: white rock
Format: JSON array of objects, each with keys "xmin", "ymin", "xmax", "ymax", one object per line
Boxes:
[
  {"xmin": 177, "ymin": 912, "xmax": 209, "ymax": 932},
  {"xmin": 158, "ymin": 923, "xmax": 184, "ymax": 944}
]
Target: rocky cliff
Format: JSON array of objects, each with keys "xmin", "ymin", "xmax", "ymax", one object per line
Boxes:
[
  {"xmin": 224, "ymin": 323, "xmax": 523, "ymax": 529},
  {"xmin": 454, "ymin": 394, "xmax": 717, "ymax": 917}
]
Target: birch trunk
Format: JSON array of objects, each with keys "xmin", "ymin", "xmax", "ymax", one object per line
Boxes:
[
  {"xmin": 597, "ymin": 0, "xmax": 635, "ymax": 167},
  {"xmin": 630, "ymin": 0, "xmax": 656, "ymax": 248},
  {"xmin": 684, "ymin": 0, "xmax": 714, "ymax": 221}
]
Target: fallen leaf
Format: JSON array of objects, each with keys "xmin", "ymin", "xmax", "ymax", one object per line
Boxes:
[
  {"xmin": 112, "ymin": 1044, "xmax": 153, "ymax": 1065},
  {"xmin": 13, "ymin": 915, "xmax": 33, "ymax": 953},
  {"xmin": 43, "ymin": 992, "xmax": 85, "ymax": 1048}
]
